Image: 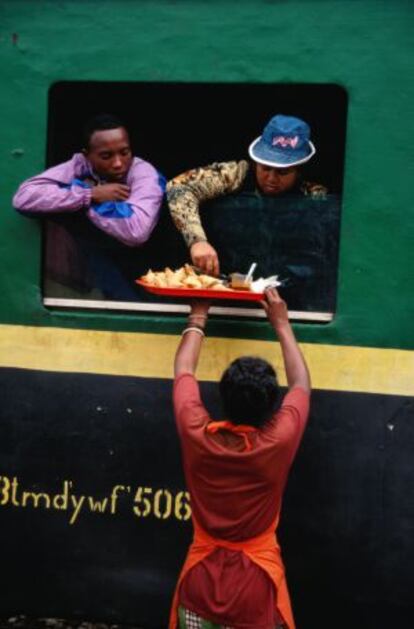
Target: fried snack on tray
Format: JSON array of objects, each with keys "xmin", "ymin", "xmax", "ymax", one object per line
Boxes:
[{"xmin": 140, "ymin": 265, "xmax": 231, "ymax": 291}]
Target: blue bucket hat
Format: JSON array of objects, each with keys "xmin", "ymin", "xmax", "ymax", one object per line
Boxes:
[{"xmin": 248, "ymin": 114, "xmax": 316, "ymax": 167}]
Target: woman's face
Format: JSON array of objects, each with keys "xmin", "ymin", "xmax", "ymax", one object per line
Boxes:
[{"xmin": 255, "ymin": 163, "xmax": 299, "ymax": 196}]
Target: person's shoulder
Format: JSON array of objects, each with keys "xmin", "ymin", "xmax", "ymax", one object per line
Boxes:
[
  {"xmin": 69, "ymin": 152, "xmax": 88, "ymax": 166},
  {"xmin": 49, "ymin": 153, "xmax": 89, "ymax": 178},
  {"xmin": 269, "ymin": 386, "xmax": 310, "ymax": 423},
  {"xmin": 129, "ymin": 156, "xmax": 157, "ymax": 172},
  {"xmin": 282, "ymin": 386, "xmax": 311, "ymax": 404},
  {"xmin": 30, "ymin": 153, "xmax": 88, "ymax": 180},
  {"xmin": 173, "ymin": 373, "xmax": 209, "ymax": 431},
  {"xmin": 277, "ymin": 386, "xmax": 310, "ymax": 422},
  {"xmin": 207, "ymin": 159, "xmax": 249, "ymax": 189},
  {"xmin": 173, "ymin": 372, "xmax": 200, "ymax": 403},
  {"xmin": 211, "ymin": 159, "xmax": 248, "ymax": 168},
  {"xmin": 128, "ymin": 157, "xmax": 165, "ymax": 187},
  {"xmin": 172, "ymin": 159, "xmax": 248, "ymax": 179},
  {"xmin": 166, "ymin": 159, "xmax": 248, "ymax": 197},
  {"xmin": 300, "ymin": 180, "xmax": 328, "ymax": 199},
  {"xmin": 43, "ymin": 153, "xmax": 86, "ymax": 169},
  {"xmin": 262, "ymin": 386, "xmax": 310, "ymax": 440},
  {"xmin": 210, "ymin": 159, "xmax": 249, "ymax": 174}
]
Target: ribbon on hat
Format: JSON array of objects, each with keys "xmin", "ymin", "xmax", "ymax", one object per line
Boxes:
[{"xmin": 206, "ymin": 420, "xmax": 257, "ymax": 452}]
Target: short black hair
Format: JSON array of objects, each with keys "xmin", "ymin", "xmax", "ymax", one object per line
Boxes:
[
  {"xmin": 83, "ymin": 113, "xmax": 127, "ymax": 148},
  {"xmin": 219, "ymin": 356, "xmax": 280, "ymax": 428}
]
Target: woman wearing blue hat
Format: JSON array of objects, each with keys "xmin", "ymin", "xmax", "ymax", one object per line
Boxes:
[{"xmin": 167, "ymin": 114, "xmax": 327, "ymax": 276}]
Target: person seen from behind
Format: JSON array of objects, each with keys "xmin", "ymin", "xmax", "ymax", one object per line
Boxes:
[{"xmin": 171, "ymin": 288, "xmax": 311, "ymax": 629}]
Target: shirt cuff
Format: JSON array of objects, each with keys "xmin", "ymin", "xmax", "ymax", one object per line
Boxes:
[{"xmin": 186, "ymin": 233, "xmax": 208, "ymax": 248}]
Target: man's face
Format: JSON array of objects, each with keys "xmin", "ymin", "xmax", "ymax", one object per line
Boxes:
[
  {"xmin": 255, "ymin": 163, "xmax": 299, "ymax": 196},
  {"xmin": 85, "ymin": 127, "xmax": 132, "ymax": 181}
]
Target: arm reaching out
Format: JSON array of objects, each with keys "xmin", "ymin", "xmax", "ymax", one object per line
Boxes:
[
  {"xmin": 167, "ymin": 160, "xmax": 249, "ymax": 275},
  {"xmin": 174, "ymin": 300, "xmax": 211, "ymax": 377},
  {"xmin": 262, "ymin": 288, "xmax": 311, "ymax": 392}
]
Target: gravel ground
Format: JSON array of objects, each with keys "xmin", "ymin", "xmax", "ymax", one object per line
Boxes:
[{"xmin": 0, "ymin": 618, "xmax": 143, "ymax": 629}]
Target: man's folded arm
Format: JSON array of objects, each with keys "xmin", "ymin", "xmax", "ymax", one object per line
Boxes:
[
  {"xmin": 13, "ymin": 155, "xmax": 165, "ymax": 247},
  {"xmin": 87, "ymin": 160, "xmax": 165, "ymax": 247}
]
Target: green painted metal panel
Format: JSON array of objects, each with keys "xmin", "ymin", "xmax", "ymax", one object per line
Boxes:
[{"xmin": 0, "ymin": 0, "xmax": 413, "ymax": 349}]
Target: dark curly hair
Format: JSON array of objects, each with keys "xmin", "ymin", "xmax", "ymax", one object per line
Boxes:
[
  {"xmin": 83, "ymin": 113, "xmax": 127, "ymax": 148},
  {"xmin": 219, "ymin": 356, "xmax": 280, "ymax": 428}
]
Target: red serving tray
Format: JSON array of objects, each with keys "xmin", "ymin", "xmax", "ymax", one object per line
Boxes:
[{"xmin": 136, "ymin": 279, "xmax": 264, "ymax": 301}]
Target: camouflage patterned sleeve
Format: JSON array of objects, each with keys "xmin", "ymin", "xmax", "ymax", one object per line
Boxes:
[
  {"xmin": 166, "ymin": 160, "xmax": 249, "ymax": 248},
  {"xmin": 300, "ymin": 180, "xmax": 328, "ymax": 199}
]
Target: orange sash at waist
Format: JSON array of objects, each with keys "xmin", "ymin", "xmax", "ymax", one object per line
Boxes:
[{"xmin": 169, "ymin": 516, "xmax": 295, "ymax": 629}]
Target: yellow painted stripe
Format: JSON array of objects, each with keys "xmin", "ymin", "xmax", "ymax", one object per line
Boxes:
[{"xmin": 0, "ymin": 324, "xmax": 413, "ymax": 397}]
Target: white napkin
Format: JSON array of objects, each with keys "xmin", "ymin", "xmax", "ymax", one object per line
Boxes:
[{"xmin": 250, "ymin": 275, "xmax": 281, "ymax": 294}]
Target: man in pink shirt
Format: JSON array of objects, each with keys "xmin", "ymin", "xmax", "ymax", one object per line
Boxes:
[
  {"xmin": 172, "ymin": 289, "xmax": 311, "ymax": 629},
  {"xmin": 13, "ymin": 113, "xmax": 165, "ymax": 247}
]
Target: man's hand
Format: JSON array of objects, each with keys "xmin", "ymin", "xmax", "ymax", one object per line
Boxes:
[
  {"xmin": 91, "ymin": 183, "xmax": 130, "ymax": 204},
  {"xmin": 190, "ymin": 241, "xmax": 220, "ymax": 277},
  {"xmin": 262, "ymin": 288, "xmax": 290, "ymax": 331}
]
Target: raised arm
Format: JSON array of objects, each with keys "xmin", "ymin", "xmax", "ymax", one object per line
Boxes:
[
  {"xmin": 86, "ymin": 158, "xmax": 165, "ymax": 247},
  {"xmin": 167, "ymin": 160, "xmax": 248, "ymax": 275},
  {"xmin": 174, "ymin": 300, "xmax": 211, "ymax": 377},
  {"xmin": 262, "ymin": 288, "xmax": 311, "ymax": 392}
]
